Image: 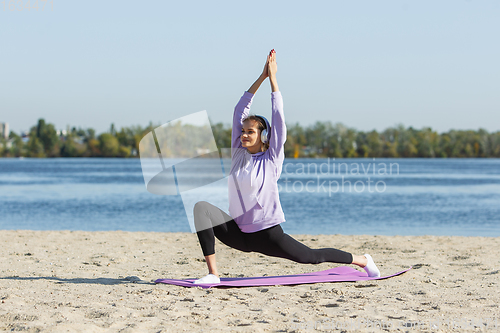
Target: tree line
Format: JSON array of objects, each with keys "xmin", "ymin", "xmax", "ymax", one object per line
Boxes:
[{"xmin": 1, "ymin": 118, "xmax": 499, "ymax": 158}]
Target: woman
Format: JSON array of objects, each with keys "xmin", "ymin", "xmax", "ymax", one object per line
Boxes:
[{"xmin": 193, "ymin": 49, "xmax": 380, "ymax": 284}]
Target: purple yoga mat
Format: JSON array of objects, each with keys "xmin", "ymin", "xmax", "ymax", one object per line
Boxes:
[{"xmin": 154, "ymin": 266, "xmax": 412, "ymax": 289}]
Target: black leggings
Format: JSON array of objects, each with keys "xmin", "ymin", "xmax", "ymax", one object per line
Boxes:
[{"xmin": 194, "ymin": 201, "xmax": 353, "ymax": 265}]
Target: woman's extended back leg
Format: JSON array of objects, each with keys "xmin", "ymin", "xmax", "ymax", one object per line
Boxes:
[{"xmin": 245, "ymin": 225, "xmax": 353, "ymax": 264}]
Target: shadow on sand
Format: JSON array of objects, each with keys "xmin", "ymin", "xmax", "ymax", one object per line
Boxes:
[{"xmin": 0, "ymin": 275, "xmax": 155, "ymax": 285}]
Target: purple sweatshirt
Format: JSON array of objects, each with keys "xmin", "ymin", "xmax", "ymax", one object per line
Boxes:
[{"xmin": 228, "ymin": 91, "xmax": 287, "ymax": 233}]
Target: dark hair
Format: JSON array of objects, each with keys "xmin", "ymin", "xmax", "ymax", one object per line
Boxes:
[{"xmin": 242, "ymin": 114, "xmax": 269, "ymax": 152}]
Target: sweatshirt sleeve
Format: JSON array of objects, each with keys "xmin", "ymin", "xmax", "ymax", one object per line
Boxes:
[
  {"xmin": 268, "ymin": 91, "xmax": 287, "ymax": 162},
  {"xmin": 232, "ymin": 91, "xmax": 255, "ymax": 151}
]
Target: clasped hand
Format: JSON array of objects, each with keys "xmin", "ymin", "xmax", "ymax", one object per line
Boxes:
[{"xmin": 261, "ymin": 49, "xmax": 277, "ymax": 79}]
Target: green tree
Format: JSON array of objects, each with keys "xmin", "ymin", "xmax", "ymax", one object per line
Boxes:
[
  {"xmin": 86, "ymin": 128, "xmax": 96, "ymax": 141},
  {"xmin": 118, "ymin": 146, "xmax": 131, "ymax": 157},
  {"xmin": 60, "ymin": 138, "xmax": 78, "ymax": 157},
  {"xmin": 339, "ymin": 126, "xmax": 358, "ymax": 157},
  {"xmin": 379, "ymin": 127, "xmax": 399, "ymax": 157},
  {"xmin": 285, "ymin": 122, "xmax": 307, "ymax": 157},
  {"xmin": 110, "ymin": 123, "xmax": 116, "ymax": 136},
  {"xmin": 3, "ymin": 132, "xmax": 24, "ymax": 157},
  {"xmin": 416, "ymin": 127, "xmax": 437, "ymax": 157},
  {"xmin": 491, "ymin": 132, "xmax": 500, "ymax": 157},
  {"xmin": 27, "ymin": 136, "xmax": 45, "ymax": 157},
  {"xmin": 28, "ymin": 119, "xmax": 60, "ymax": 157},
  {"xmin": 437, "ymin": 133, "xmax": 452, "ymax": 157},
  {"xmin": 87, "ymin": 138, "xmax": 101, "ymax": 157},
  {"xmin": 99, "ymin": 133, "xmax": 120, "ymax": 157},
  {"xmin": 210, "ymin": 121, "xmax": 232, "ymax": 151},
  {"xmin": 0, "ymin": 138, "xmax": 5, "ymax": 157},
  {"xmin": 41, "ymin": 125, "xmax": 59, "ymax": 156},
  {"xmin": 396, "ymin": 126, "xmax": 418, "ymax": 157},
  {"xmin": 366, "ymin": 130, "xmax": 382, "ymax": 157}
]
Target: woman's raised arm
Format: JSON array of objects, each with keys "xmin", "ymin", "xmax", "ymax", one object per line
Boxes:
[
  {"xmin": 267, "ymin": 51, "xmax": 285, "ymax": 164},
  {"xmin": 247, "ymin": 75, "xmax": 266, "ymax": 95},
  {"xmin": 232, "ymin": 50, "xmax": 279, "ymax": 152}
]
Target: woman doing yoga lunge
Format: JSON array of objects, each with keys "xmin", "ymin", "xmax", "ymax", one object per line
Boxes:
[{"xmin": 193, "ymin": 49, "xmax": 380, "ymax": 284}]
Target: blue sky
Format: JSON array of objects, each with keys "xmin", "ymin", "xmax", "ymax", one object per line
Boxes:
[{"xmin": 1, "ymin": 0, "xmax": 499, "ymax": 135}]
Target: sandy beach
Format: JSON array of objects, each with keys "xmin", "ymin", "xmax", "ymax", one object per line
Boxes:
[{"xmin": 0, "ymin": 230, "xmax": 498, "ymax": 332}]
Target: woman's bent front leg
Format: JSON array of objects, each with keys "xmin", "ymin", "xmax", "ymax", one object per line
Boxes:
[{"xmin": 193, "ymin": 201, "xmax": 251, "ymax": 283}]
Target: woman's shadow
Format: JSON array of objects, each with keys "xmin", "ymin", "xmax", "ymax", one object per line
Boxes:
[{"xmin": 0, "ymin": 275, "xmax": 155, "ymax": 285}]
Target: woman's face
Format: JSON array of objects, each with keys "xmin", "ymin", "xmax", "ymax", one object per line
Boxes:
[{"xmin": 241, "ymin": 119, "xmax": 263, "ymax": 153}]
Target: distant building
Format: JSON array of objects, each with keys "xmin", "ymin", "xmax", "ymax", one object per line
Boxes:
[
  {"xmin": 21, "ymin": 131, "xmax": 30, "ymax": 143},
  {"xmin": 196, "ymin": 148, "xmax": 211, "ymax": 155},
  {"xmin": 0, "ymin": 122, "xmax": 9, "ymax": 139},
  {"xmin": 72, "ymin": 136, "xmax": 85, "ymax": 145}
]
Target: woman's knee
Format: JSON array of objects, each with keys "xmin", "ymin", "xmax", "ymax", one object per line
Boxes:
[
  {"xmin": 193, "ymin": 201, "xmax": 209, "ymax": 214},
  {"xmin": 194, "ymin": 201, "xmax": 212, "ymax": 231},
  {"xmin": 194, "ymin": 201, "xmax": 214, "ymax": 221}
]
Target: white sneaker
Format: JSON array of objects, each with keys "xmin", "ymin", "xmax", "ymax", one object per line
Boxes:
[
  {"xmin": 363, "ymin": 254, "xmax": 381, "ymax": 277},
  {"xmin": 193, "ymin": 273, "xmax": 220, "ymax": 284}
]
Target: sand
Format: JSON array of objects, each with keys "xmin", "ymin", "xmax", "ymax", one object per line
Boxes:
[{"xmin": 0, "ymin": 230, "xmax": 498, "ymax": 332}]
